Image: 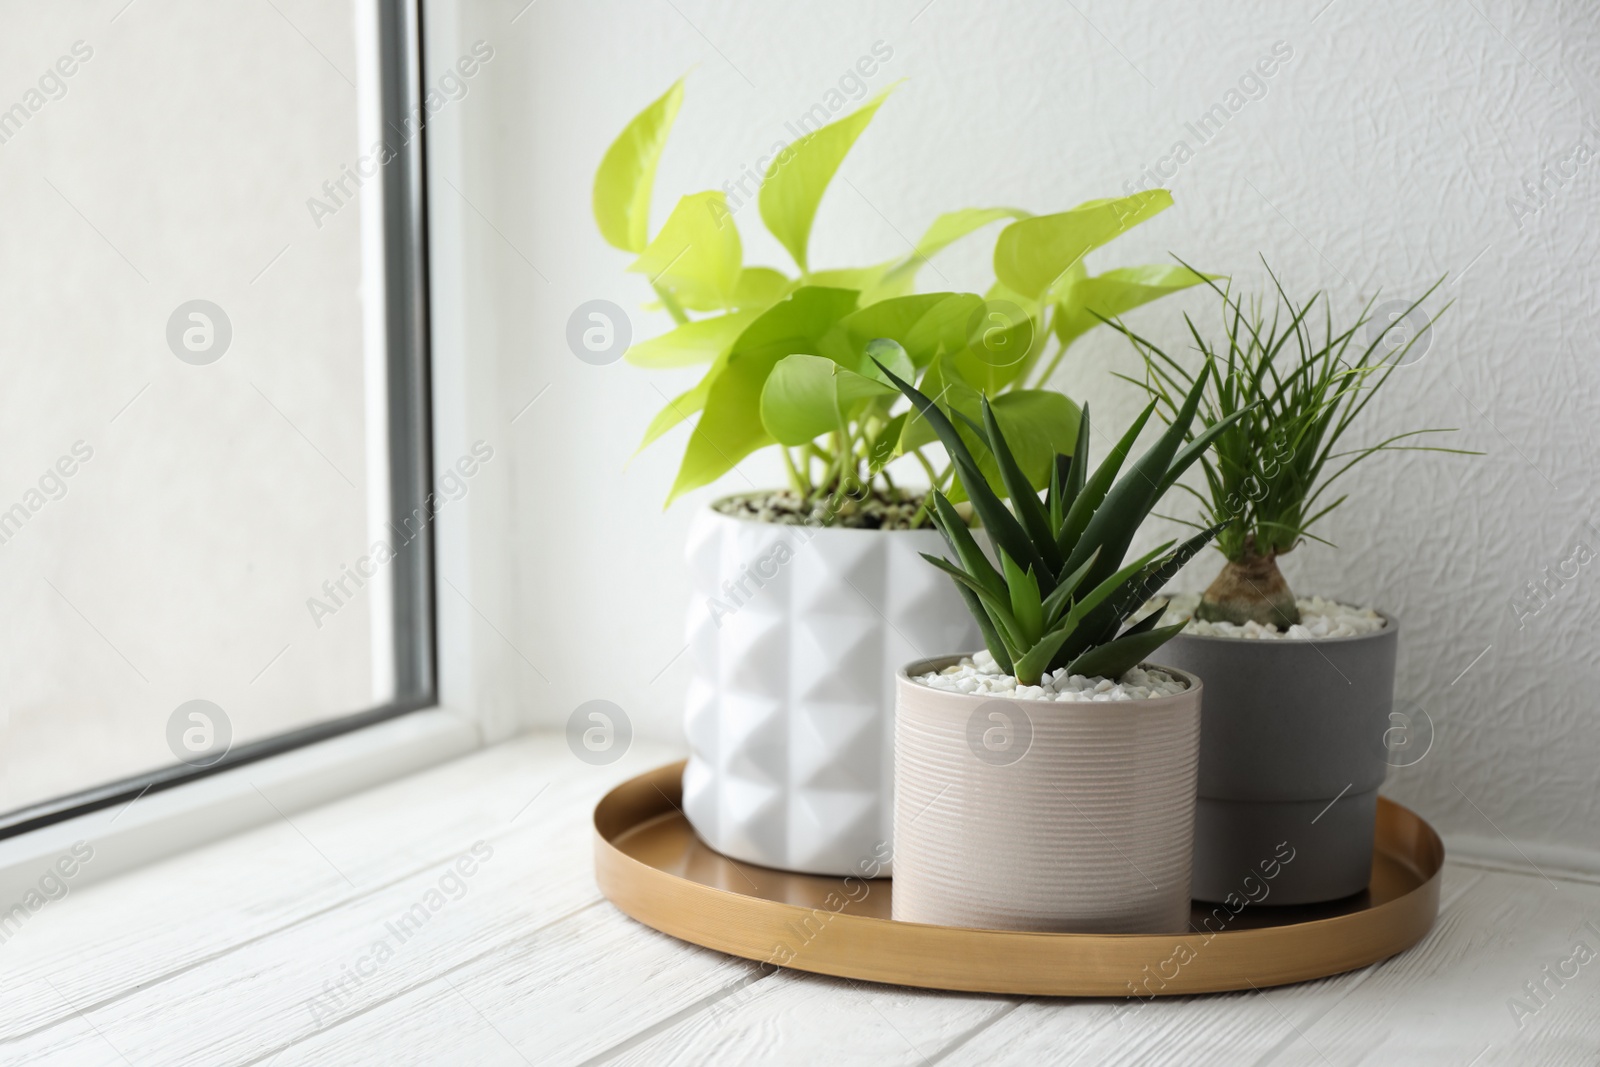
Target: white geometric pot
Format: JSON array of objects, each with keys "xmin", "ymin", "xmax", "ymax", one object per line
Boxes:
[
  {"xmin": 893, "ymin": 657, "xmax": 1203, "ymax": 933},
  {"xmin": 681, "ymin": 499, "xmax": 980, "ymax": 876}
]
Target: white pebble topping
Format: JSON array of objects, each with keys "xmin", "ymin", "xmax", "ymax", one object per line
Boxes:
[
  {"xmin": 913, "ymin": 650, "xmax": 1189, "ymax": 702},
  {"xmin": 1155, "ymin": 593, "xmax": 1386, "ymax": 640}
]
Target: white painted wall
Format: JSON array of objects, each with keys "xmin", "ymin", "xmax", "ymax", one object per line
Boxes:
[{"xmin": 458, "ymin": 1, "xmax": 1600, "ymax": 860}]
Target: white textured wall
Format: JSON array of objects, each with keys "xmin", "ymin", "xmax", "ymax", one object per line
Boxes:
[{"xmin": 461, "ymin": 0, "xmax": 1600, "ymax": 861}]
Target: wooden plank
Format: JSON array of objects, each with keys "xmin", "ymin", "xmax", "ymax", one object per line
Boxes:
[
  {"xmin": 601, "ymin": 967, "xmax": 1017, "ymax": 1067},
  {"xmin": 0, "ymin": 735, "xmax": 680, "ymax": 1063},
  {"xmin": 265, "ymin": 905, "xmax": 763, "ymax": 1067},
  {"xmin": 1287, "ymin": 869, "xmax": 1600, "ymax": 1066},
  {"xmin": 931, "ymin": 865, "xmax": 1492, "ymax": 1067}
]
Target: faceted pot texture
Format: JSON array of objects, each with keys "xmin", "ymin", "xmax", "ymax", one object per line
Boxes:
[
  {"xmin": 681, "ymin": 503, "xmax": 980, "ymax": 876},
  {"xmin": 1158, "ymin": 615, "xmax": 1399, "ymax": 905},
  {"xmin": 892, "ymin": 658, "xmax": 1203, "ymax": 933}
]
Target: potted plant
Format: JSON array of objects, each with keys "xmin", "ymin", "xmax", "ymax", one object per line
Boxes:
[
  {"xmin": 879, "ymin": 355, "xmax": 1245, "ymax": 932},
  {"xmin": 593, "ymin": 76, "xmax": 1211, "ymax": 876},
  {"xmin": 1108, "ymin": 267, "xmax": 1472, "ymax": 904}
]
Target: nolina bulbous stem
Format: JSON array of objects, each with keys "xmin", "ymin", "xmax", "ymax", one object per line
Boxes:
[{"xmin": 1197, "ymin": 552, "xmax": 1300, "ymax": 627}]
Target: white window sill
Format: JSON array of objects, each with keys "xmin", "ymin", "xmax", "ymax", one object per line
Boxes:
[
  {"xmin": 8, "ymin": 731, "xmax": 1599, "ymax": 1065},
  {"xmin": 0, "ymin": 707, "xmax": 479, "ymax": 904}
]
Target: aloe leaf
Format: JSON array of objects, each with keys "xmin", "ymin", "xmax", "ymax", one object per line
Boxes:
[
  {"xmin": 951, "ymin": 581, "xmax": 1014, "ymax": 676},
  {"xmin": 1120, "ymin": 604, "xmax": 1169, "ymax": 638},
  {"xmin": 1001, "ymin": 550, "xmax": 1044, "ymax": 645},
  {"xmin": 874, "ymin": 359, "xmax": 1051, "ymax": 583},
  {"xmin": 1012, "ymin": 620, "xmax": 1078, "ymax": 685},
  {"xmin": 593, "ymin": 76, "xmax": 684, "ymax": 253},
  {"xmin": 1065, "ymin": 404, "xmax": 1090, "ymax": 507},
  {"xmin": 1041, "ymin": 546, "xmax": 1100, "ymax": 624},
  {"xmin": 982, "ymin": 396, "xmax": 1059, "ymax": 568},
  {"xmin": 920, "ymin": 552, "xmax": 1024, "ymax": 649},
  {"xmin": 931, "ymin": 493, "xmax": 1006, "ymax": 600},
  {"xmin": 1065, "ymin": 622, "xmax": 1186, "ymax": 680},
  {"xmin": 1062, "ymin": 368, "xmax": 1212, "ymax": 587},
  {"xmin": 1057, "ymin": 400, "xmax": 1156, "ymax": 563}
]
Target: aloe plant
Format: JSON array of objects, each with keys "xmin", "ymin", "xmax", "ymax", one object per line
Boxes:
[
  {"xmin": 877, "ymin": 349, "xmax": 1245, "ymax": 686},
  {"xmin": 594, "ymin": 75, "xmax": 1213, "ymax": 517},
  {"xmin": 1106, "ymin": 264, "xmax": 1474, "ymax": 627}
]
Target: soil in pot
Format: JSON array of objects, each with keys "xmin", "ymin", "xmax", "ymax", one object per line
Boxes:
[{"xmin": 713, "ymin": 487, "xmax": 940, "ymax": 530}]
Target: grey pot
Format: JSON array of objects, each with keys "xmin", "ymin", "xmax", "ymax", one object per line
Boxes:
[{"xmin": 1158, "ymin": 614, "xmax": 1398, "ymax": 906}]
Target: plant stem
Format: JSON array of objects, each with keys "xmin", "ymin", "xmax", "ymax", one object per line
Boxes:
[
  {"xmin": 650, "ymin": 282, "xmax": 688, "ymax": 326},
  {"xmin": 780, "ymin": 446, "xmax": 806, "ymax": 495},
  {"xmin": 1197, "ymin": 548, "xmax": 1300, "ymax": 627}
]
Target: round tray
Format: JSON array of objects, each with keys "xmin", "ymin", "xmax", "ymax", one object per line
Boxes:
[{"xmin": 593, "ymin": 761, "xmax": 1443, "ymax": 996}]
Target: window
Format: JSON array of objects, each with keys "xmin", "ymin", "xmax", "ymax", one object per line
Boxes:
[{"xmin": 0, "ymin": 0, "xmax": 434, "ymax": 834}]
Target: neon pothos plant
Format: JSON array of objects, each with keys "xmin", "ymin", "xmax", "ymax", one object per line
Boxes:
[
  {"xmin": 1106, "ymin": 264, "xmax": 1473, "ymax": 627},
  {"xmin": 877, "ymin": 347, "xmax": 1246, "ymax": 685},
  {"xmin": 594, "ymin": 75, "xmax": 1212, "ymax": 516}
]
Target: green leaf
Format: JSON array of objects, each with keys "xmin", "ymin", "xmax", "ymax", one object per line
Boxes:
[
  {"xmin": 625, "ymin": 310, "xmax": 757, "ymax": 368},
  {"xmin": 808, "ymin": 262, "xmax": 895, "ymax": 293},
  {"xmin": 950, "ymin": 297, "xmax": 1041, "ymax": 393},
  {"xmin": 666, "ymin": 287, "xmax": 860, "ymax": 504},
  {"xmin": 920, "ymin": 552, "xmax": 1025, "ymax": 649},
  {"xmin": 636, "ymin": 375, "xmax": 716, "ymax": 454},
  {"xmin": 897, "ymin": 353, "xmax": 982, "ymax": 454},
  {"xmin": 980, "ymin": 396, "xmax": 1059, "ymax": 566},
  {"xmin": 875, "ymin": 359, "xmax": 1052, "ymax": 584},
  {"xmin": 732, "ymin": 267, "xmax": 795, "ymax": 309},
  {"xmin": 759, "ymin": 87, "xmax": 896, "ymax": 273},
  {"xmin": 993, "ymin": 191, "xmax": 1174, "ymax": 301},
  {"xmin": 760, "ymin": 354, "xmax": 897, "ymax": 446},
  {"xmin": 987, "ymin": 391, "xmax": 1081, "ymax": 490},
  {"xmin": 861, "ymin": 338, "xmax": 914, "ymax": 386},
  {"xmin": 593, "ymin": 76, "xmax": 685, "ymax": 253},
  {"xmin": 1056, "ymin": 401, "xmax": 1155, "ymax": 559},
  {"xmin": 817, "ymin": 293, "xmax": 958, "ymax": 368},
  {"xmin": 1054, "ymin": 263, "xmax": 1215, "ymax": 349},
  {"xmin": 931, "ymin": 493, "xmax": 1006, "ymax": 600},
  {"xmin": 901, "ymin": 293, "xmax": 985, "ymax": 368},
  {"xmin": 1040, "ymin": 547, "xmax": 1100, "ymax": 624},
  {"xmin": 951, "ymin": 581, "xmax": 1015, "ymax": 676},
  {"xmin": 1001, "ymin": 550, "xmax": 1045, "ymax": 645},
  {"xmin": 867, "ymin": 410, "xmax": 909, "ymax": 473},
  {"xmin": 865, "ymin": 207, "xmax": 1029, "ymax": 302},
  {"xmin": 628, "ymin": 191, "xmax": 742, "ymax": 312},
  {"xmin": 1063, "ymin": 369, "xmax": 1211, "ymax": 589},
  {"xmin": 1065, "ymin": 622, "xmax": 1186, "ymax": 680},
  {"xmin": 1012, "ymin": 621, "xmax": 1077, "ymax": 686}
]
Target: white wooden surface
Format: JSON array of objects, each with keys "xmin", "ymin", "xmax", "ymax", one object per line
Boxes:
[{"xmin": 5, "ymin": 733, "xmax": 1597, "ymax": 1066}]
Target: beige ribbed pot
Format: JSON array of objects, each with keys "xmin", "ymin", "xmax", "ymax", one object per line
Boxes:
[{"xmin": 893, "ymin": 657, "xmax": 1203, "ymax": 934}]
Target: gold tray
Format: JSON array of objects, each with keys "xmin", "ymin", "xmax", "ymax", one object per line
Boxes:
[{"xmin": 594, "ymin": 761, "xmax": 1443, "ymax": 996}]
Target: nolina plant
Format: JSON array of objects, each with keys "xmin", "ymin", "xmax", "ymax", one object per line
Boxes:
[
  {"xmin": 1108, "ymin": 264, "xmax": 1474, "ymax": 627},
  {"xmin": 878, "ymin": 347, "xmax": 1245, "ymax": 685}
]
